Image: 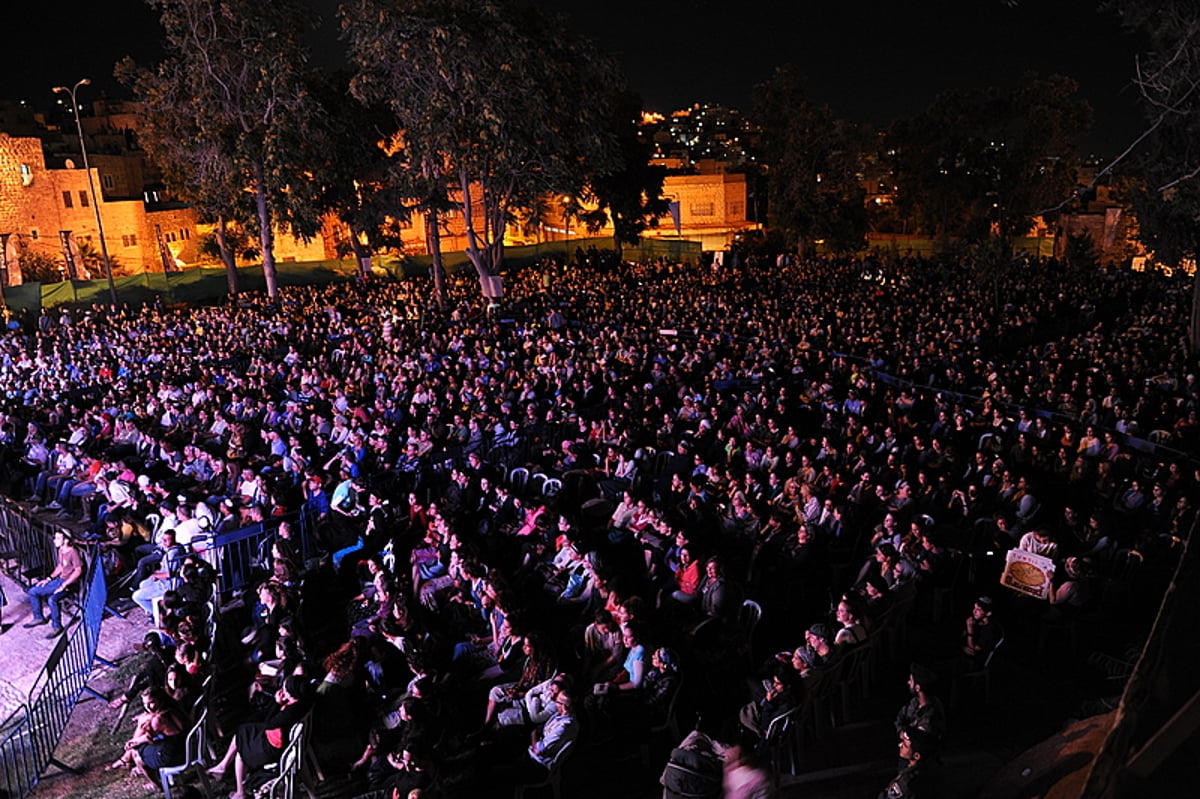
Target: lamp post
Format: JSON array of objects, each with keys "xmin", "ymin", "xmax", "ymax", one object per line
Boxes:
[{"xmin": 52, "ymin": 78, "xmax": 118, "ymax": 305}]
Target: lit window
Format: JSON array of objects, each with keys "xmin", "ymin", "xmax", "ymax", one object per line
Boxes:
[{"xmin": 19, "ymin": 164, "xmax": 32, "ymax": 186}]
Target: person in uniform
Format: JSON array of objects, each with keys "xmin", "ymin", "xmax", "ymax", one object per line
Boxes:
[
  {"xmin": 894, "ymin": 662, "xmax": 946, "ymax": 742},
  {"xmin": 879, "ymin": 726, "xmax": 938, "ymax": 799}
]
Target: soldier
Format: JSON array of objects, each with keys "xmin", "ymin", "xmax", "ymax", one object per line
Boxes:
[
  {"xmin": 895, "ymin": 662, "xmax": 946, "ymax": 742},
  {"xmin": 880, "ymin": 726, "xmax": 938, "ymax": 799}
]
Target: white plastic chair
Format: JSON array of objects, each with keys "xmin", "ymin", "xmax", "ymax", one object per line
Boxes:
[{"xmin": 159, "ymin": 707, "xmax": 212, "ymax": 799}]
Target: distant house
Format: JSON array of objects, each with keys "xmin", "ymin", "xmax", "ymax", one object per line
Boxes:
[{"xmin": 1053, "ymin": 182, "xmax": 1137, "ymax": 264}]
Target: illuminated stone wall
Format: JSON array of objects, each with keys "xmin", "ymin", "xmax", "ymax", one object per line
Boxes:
[{"xmin": 1, "ymin": 132, "xmax": 204, "ymax": 277}]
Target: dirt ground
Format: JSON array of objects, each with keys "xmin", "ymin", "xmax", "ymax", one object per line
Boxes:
[{"xmin": 28, "ymin": 604, "xmax": 168, "ymax": 799}]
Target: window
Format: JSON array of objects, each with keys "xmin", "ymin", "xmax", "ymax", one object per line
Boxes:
[
  {"xmin": 122, "ymin": 234, "xmax": 138, "ymax": 248},
  {"xmin": 728, "ymin": 201, "xmax": 744, "ymax": 218},
  {"xmin": 102, "ymin": 174, "xmax": 114, "ymax": 190},
  {"xmin": 19, "ymin": 164, "xmax": 32, "ymax": 186},
  {"xmin": 180, "ymin": 229, "xmax": 190, "ymax": 241},
  {"xmin": 167, "ymin": 232, "xmax": 176, "ymax": 242},
  {"xmin": 78, "ymin": 191, "xmax": 89, "ymax": 208},
  {"xmin": 30, "ymin": 229, "xmax": 38, "ymax": 240},
  {"xmin": 690, "ymin": 202, "xmax": 715, "ymax": 217},
  {"xmin": 62, "ymin": 191, "xmax": 73, "ymax": 208}
]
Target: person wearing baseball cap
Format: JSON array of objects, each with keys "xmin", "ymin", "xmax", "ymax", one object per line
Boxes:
[{"xmin": 804, "ymin": 623, "xmax": 835, "ymax": 666}]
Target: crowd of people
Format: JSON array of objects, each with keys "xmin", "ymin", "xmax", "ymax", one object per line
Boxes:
[{"xmin": 0, "ymin": 252, "xmax": 1196, "ymax": 798}]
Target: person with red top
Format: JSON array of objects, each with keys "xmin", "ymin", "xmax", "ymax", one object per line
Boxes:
[
  {"xmin": 208, "ymin": 675, "xmax": 311, "ymax": 799},
  {"xmin": 670, "ymin": 546, "xmax": 702, "ymax": 604}
]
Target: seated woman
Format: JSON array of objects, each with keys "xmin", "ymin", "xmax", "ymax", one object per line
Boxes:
[
  {"xmin": 480, "ymin": 632, "xmax": 558, "ymax": 732},
  {"xmin": 738, "ymin": 666, "xmax": 798, "ymax": 745},
  {"xmin": 612, "ymin": 646, "xmax": 680, "ymax": 730},
  {"xmin": 373, "ymin": 743, "xmax": 435, "ymax": 797},
  {"xmin": 106, "ymin": 687, "xmax": 187, "ymax": 791},
  {"xmin": 608, "ymin": 490, "xmax": 639, "ymax": 532},
  {"xmin": 163, "ymin": 663, "xmax": 198, "ymax": 717},
  {"xmin": 208, "ymin": 675, "xmax": 313, "ymax": 799},
  {"xmin": 699, "ymin": 557, "xmax": 737, "ymax": 622},
  {"xmin": 352, "ymin": 571, "xmax": 396, "ymax": 638},
  {"xmin": 250, "ymin": 635, "xmax": 306, "ymax": 709},
  {"xmin": 109, "ymin": 632, "xmax": 175, "ymax": 710},
  {"xmin": 834, "ymin": 596, "xmax": 869, "ymax": 650},
  {"xmin": 668, "ymin": 546, "xmax": 703, "ymax": 605},
  {"xmin": 594, "ymin": 622, "xmax": 647, "ymax": 695}
]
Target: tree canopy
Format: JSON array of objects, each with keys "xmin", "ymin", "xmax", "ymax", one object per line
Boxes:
[
  {"xmin": 888, "ymin": 74, "xmax": 1090, "ymax": 242},
  {"xmin": 580, "ymin": 90, "xmax": 670, "ymax": 260},
  {"xmin": 1108, "ymin": 0, "xmax": 1200, "ymax": 350},
  {"xmin": 123, "ymin": 0, "xmax": 323, "ymax": 299},
  {"xmin": 341, "ymin": 0, "xmax": 620, "ymax": 286},
  {"xmin": 751, "ymin": 66, "xmax": 869, "ymax": 255}
]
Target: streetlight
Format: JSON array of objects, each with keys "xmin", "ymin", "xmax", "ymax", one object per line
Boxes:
[{"xmin": 52, "ymin": 78, "xmax": 118, "ymax": 305}]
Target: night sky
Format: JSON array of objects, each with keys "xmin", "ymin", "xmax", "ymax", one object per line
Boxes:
[{"xmin": 1, "ymin": 0, "xmax": 1144, "ymax": 156}]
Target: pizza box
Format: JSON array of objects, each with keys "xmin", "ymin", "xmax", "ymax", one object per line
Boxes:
[{"xmin": 1000, "ymin": 549, "xmax": 1056, "ymax": 600}]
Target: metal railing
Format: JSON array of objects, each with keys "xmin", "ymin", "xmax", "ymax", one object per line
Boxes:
[
  {"xmin": 0, "ymin": 499, "xmax": 57, "ymax": 586},
  {"xmin": 0, "ymin": 537, "xmax": 107, "ymax": 799},
  {"xmin": 206, "ymin": 508, "xmax": 316, "ymax": 598}
]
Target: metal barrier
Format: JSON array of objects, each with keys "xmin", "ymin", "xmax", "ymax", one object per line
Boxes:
[
  {"xmin": 207, "ymin": 508, "xmax": 315, "ymax": 598},
  {"xmin": 0, "ymin": 499, "xmax": 57, "ymax": 586},
  {"xmin": 0, "ymin": 538, "xmax": 107, "ymax": 799}
]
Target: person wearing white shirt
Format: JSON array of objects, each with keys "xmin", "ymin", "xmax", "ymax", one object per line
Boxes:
[
  {"xmin": 171, "ymin": 504, "xmax": 203, "ymax": 546},
  {"xmin": 528, "ymin": 691, "xmax": 578, "ymax": 769}
]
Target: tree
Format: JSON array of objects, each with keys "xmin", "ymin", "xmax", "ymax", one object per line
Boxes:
[
  {"xmin": 342, "ymin": 0, "xmax": 619, "ymax": 293},
  {"xmin": 752, "ymin": 66, "xmax": 870, "ymax": 255},
  {"xmin": 1064, "ymin": 229, "xmax": 1100, "ymax": 270},
  {"xmin": 117, "ymin": 53, "xmax": 246, "ymax": 291},
  {"xmin": 16, "ymin": 244, "xmax": 64, "ymax": 284},
  {"xmin": 77, "ymin": 240, "xmax": 122, "ymax": 278},
  {"xmin": 304, "ymin": 69, "xmax": 413, "ymax": 283},
  {"xmin": 889, "ymin": 75, "xmax": 1090, "ymax": 244},
  {"xmin": 126, "ymin": 0, "xmax": 322, "ymax": 300},
  {"xmin": 580, "ymin": 90, "xmax": 670, "ymax": 261},
  {"xmin": 1108, "ymin": 0, "xmax": 1200, "ymax": 350}
]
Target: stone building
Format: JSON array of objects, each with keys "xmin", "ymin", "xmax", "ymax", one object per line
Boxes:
[
  {"xmin": 0, "ymin": 128, "xmax": 202, "ymax": 281},
  {"xmin": 524, "ymin": 170, "xmax": 755, "ymax": 253}
]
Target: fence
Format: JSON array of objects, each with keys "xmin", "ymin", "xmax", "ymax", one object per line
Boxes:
[
  {"xmin": 0, "ymin": 535, "xmax": 107, "ymax": 799},
  {"xmin": 7, "ymin": 259, "xmax": 368, "ymax": 313},
  {"xmin": 0, "ymin": 499, "xmax": 57, "ymax": 585},
  {"xmin": 384, "ymin": 235, "xmax": 705, "ymax": 278},
  {"xmin": 10, "ymin": 236, "xmax": 706, "ymax": 312},
  {"xmin": 206, "ymin": 508, "xmax": 316, "ymax": 599}
]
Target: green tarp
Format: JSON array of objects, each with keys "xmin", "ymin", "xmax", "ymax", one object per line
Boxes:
[{"xmin": 5, "ymin": 238, "xmax": 704, "ymax": 312}]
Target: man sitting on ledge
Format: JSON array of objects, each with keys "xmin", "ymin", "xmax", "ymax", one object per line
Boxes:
[{"xmin": 24, "ymin": 529, "xmax": 83, "ymax": 638}]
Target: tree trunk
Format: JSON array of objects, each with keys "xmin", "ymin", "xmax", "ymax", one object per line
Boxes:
[
  {"xmin": 460, "ymin": 170, "xmax": 490, "ymax": 284},
  {"xmin": 425, "ymin": 209, "xmax": 447, "ymax": 310},
  {"xmin": 215, "ymin": 214, "xmax": 239, "ymax": 295},
  {"xmin": 1191, "ymin": 272, "xmax": 1200, "ymax": 355},
  {"xmin": 252, "ymin": 160, "xmax": 278, "ymax": 300},
  {"xmin": 348, "ymin": 234, "xmax": 372, "ymax": 281}
]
